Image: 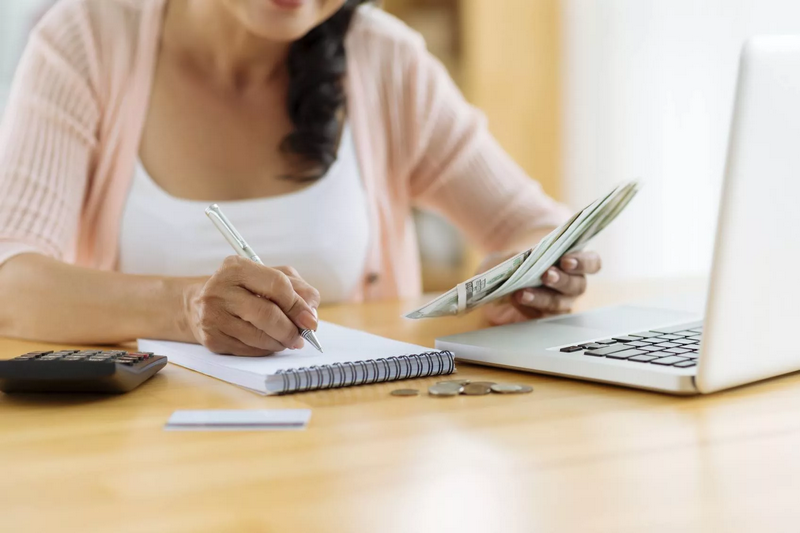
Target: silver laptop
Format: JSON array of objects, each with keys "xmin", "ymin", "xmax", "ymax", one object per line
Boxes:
[{"xmin": 436, "ymin": 36, "xmax": 800, "ymax": 395}]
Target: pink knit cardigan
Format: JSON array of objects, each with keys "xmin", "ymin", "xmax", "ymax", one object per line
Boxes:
[{"xmin": 0, "ymin": 0, "xmax": 568, "ymax": 301}]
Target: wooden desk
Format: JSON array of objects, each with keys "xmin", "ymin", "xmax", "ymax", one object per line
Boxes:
[{"xmin": 2, "ymin": 278, "xmax": 800, "ymax": 533}]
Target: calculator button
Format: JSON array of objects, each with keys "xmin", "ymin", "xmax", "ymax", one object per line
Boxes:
[{"xmin": 63, "ymin": 356, "xmax": 85, "ymax": 361}]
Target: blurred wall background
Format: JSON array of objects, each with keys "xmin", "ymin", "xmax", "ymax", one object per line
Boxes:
[
  {"xmin": 0, "ymin": 0, "xmax": 53, "ymax": 114},
  {"xmin": 3, "ymin": 0, "xmax": 800, "ymax": 289}
]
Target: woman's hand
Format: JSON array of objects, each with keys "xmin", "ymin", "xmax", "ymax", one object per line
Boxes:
[
  {"xmin": 478, "ymin": 251, "xmax": 602, "ymax": 326},
  {"xmin": 183, "ymin": 256, "xmax": 321, "ymax": 356}
]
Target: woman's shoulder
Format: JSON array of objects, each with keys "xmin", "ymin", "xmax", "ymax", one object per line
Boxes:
[
  {"xmin": 29, "ymin": 0, "xmax": 161, "ymax": 103},
  {"xmin": 34, "ymin": 0, "xmax": 155, "ymax": 65},
  {"xmin": 348, "ymin": 5, "xmax": 427, "ymax": 56},
  {"xmin": 36, "ymin": 0, "xmax": 153, "ymax": 36}
]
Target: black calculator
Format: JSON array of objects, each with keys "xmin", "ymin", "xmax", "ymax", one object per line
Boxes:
[{"xmin": 0, "ymin": 350, "xmax": 167, "ymax": 393}]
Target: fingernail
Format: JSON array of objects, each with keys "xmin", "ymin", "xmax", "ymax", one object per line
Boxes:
[
  {"xmin": 546, "ymin": 270, "xmax": 560, "ymax": 285},
  {"xmin": 293, "ymin": 338, "xmax": 305, "ymax": 350},
  {"xmin": 564, "ymin": 258, "xmax": 578, "ymax": 271},
  {"xmin": 297, "ymin": 310, "xmax": 317, "ymax": 331},
  {"xmin": 520, "ymin": 291, "xmax": 535, "ymax": 304},
  {"xmin": 312, "ymin": 307, "xmax": 318, "ymax": 318}
]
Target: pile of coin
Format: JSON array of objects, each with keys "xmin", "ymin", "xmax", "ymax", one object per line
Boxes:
[{"xmin": 390, "ymin": 379, "xmax": 533, "ymax": 398}]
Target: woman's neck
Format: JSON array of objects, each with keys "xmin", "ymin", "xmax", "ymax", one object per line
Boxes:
[{"xmin": 167, "ymin": 0, "xmax": 291, "ymax": 92}]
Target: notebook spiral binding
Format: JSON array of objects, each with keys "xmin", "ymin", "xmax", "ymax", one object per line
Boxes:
[{"xmin": 275, "ymin": 351, "xmax": 455, "ymax": 394}]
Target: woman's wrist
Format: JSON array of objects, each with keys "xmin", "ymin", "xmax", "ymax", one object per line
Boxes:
[{"xmin": 152, "ymin": 276, "xmax": 206, "ymax": 343}]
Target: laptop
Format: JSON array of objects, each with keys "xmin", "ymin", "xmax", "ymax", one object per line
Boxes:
[{"xmin": 436, "ymin": 36, "xmax": 800, "ymax": 395}]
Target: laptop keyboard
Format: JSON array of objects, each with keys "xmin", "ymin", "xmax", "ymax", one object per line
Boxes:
[{"xmin": 558, "ymin": 322, "xmax": 703, "ymax": 369}]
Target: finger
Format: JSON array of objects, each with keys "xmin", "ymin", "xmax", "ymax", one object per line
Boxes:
[
  {"xmin": 218, "ymin": 311, "xmax": 292, "ymax": 353},
  {"xmin": 541, "ymin": 267, "xmax": 587, "ymax": 296},
  {"xmin": 515, "ymin": 287, "xmax": 575, "ymax": 314},
  {"xmin": 560, "ymin": 251, "xmax": 602, "ymax": 275},
  {"xmin": 228, "ymin": 288, "xmax": 303, "ymax": 349},
  {"xmin": 203, "ymin": 328, "xmax": 276, "ymax": 357},
  {"xmin": 222, "ymin": 256, "xmax": 317, "ymax": 331},
  {"xmin": 275, "ymin": 266, "xmax": 321, "ymax": 310}
]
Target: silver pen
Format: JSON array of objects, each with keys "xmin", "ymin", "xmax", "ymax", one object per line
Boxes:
[{"xmin": 205, "ymin": 203, "xmax": 323, "ymax": 353}]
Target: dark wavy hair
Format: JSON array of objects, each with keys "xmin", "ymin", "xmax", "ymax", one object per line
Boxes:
[{"xmin": 282, "ymin": 0, "xmax": 370, "ymax": 180}]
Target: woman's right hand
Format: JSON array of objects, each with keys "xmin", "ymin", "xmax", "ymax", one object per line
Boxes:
[{"xmin": 182, "ymin": 256, "xmax": 321, "ymax": 356}]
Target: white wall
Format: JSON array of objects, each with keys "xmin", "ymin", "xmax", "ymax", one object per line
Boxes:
[
  {"xmin": 562, "ymin": 0, "xmax": 800, "ymax": 281},
  {"xmin": 0, "ymin": 0, "xmax": 51, "ymax": 114}
]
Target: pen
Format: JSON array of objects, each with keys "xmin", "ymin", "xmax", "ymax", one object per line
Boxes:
[{"xmin": 204, "ymin": 204, "xmax": 323, "ymax": 353}]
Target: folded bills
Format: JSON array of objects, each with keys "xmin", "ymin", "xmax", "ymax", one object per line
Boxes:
[{"xmin": 405, "ymin": 181, "xmax": 640, "ymax": 319}]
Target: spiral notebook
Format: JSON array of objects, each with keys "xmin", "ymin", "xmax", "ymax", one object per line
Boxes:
[{"xmin": 138, "ymin": 321, "xmax": 455, "ymax": 395}]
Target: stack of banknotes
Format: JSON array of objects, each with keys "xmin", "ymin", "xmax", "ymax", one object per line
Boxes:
[{"xmin": 405, "ymin": 180, "xmax": 640, "ymax": 319}]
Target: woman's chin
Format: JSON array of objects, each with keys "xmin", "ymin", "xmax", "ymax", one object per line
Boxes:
[{"xmin": 240, "ymin": 5, "xmax": 322, "ymax": 41}]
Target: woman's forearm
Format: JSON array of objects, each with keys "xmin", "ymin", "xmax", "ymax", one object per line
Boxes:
[{"xmin": 0, "ymin": 253, "xmax": 202, "ymax": 345}]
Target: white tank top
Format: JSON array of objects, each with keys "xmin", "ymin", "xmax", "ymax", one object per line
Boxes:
[{"xmin": 118, "ymin": 125, "xmax": 370, "ymax": 304}]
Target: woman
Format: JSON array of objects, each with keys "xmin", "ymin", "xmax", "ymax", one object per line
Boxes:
[{"xmin": 0, "ymin": 0, "xmax": 601, "ymax": 356}]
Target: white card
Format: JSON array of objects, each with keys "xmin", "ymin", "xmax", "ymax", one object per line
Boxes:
[{"xmin": 165, "ymin": 409, "xmax": 311, "ymax": 431}]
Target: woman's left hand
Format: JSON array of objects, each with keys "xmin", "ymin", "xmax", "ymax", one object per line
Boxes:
[{"xmin": 478, "ymin": 251, "xmax": 602, "ymax": 326}]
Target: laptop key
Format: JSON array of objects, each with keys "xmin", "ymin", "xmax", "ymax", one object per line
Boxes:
[
  {"xmin": 674, "ymin": 361, "xmax": 698, "ymax": 368},
  {"xmin": 664, "ymin": 348, "xmax": 691, "ymax": 354},
  {"xmin": 628, "ymin": 354, "xmax": 661, "ymax": 363},
  {"xmin": 626, "ymin": 341, "xmax": 651, "ymax": 347},
  {"xmin": 560, "ymin": 346, "xmax": 584, "ymax": 353},
  {"xmin": 630, "ymin": 332, "xmax": 662, "ymax": 338},
  {"xmin": 612, "ymin": 336, "xmax": 639, "ymax": 342},
  {"xmin": 672, "ymin": 339, "xmax": 696, "ymax": 345},
  {"xmin": 596, "ymin": 340, "xmax": 619, "ymax": 345},
  {"xmin": 584, "ymin": 345, "xmax": 633, "ymax": 356},
  {"xmin": 583, "ymin": 343, "xmax": 605, "ymax": 350},
  {"xmin": 605, "ymin": 349, "xmax": 648, "ymax": 360},
  {"xmin": 651, "ymin": 356, "xmax": 690, "ymax": 366},
  {"xmin": 655, "ymin": 342, "xmax": 681, "ymax": 348},
  {"xmin": 640, "ymin": 346, "xmax": 666, "ymax": 352}
]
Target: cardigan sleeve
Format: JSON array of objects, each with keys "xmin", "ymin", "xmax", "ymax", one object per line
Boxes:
[
  {"xmin": 404, "ymin": 39, "xmax": 571, "ymax": 253},
  {"xmin": 0, "ymin": 1, "xmax": 99, "ymax": 266}
]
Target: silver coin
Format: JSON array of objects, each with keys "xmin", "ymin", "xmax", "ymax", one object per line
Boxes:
[
  {"xmin": 428, "ymin": 383, "xmax": 464, "ymax": 397},
  {"xmin": 391, "ymin": 389, "xmax": 419, "ymax": 397},
  {"xmin": 490, "ymin": 383, "xmax": 534, "ymax": 394},
  {"xmin": 461, "ymin": 383, "xmax": 492, "ymax": 396},
  {"xmin": 471, "ymin": 381, "xmax": 497, "ymax": 388}
]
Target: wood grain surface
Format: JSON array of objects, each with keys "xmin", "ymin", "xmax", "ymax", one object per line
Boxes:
[{"xmin": 3, "ymin": 278, "xmax": 800, "ymax": 533}]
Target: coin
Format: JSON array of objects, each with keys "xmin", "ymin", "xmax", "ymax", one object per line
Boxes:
[
  {"xmin": 471, "ymin": 381, "xmax": 497, "ymax": 388},
  {"xmin": 490, "ymin": 383, "xmax": 534, "ymax": 394},
  {"xmin": 461, "ymin": 383, "xmax": 492, "ymax": 396},
  {"xmin": 391, "ymin": 389, "xmax": 419, "ymax": 397},
  {"xmin": 428, "ymin": 383, "xmax": 463, "ymax": 397},
  {"xmin": 437, "ymin": 379, "xmax": 471, "ymax": 386}
]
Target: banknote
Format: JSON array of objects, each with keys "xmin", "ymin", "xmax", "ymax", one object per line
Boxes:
[{"xmin": 405, "ymin": 181, "xmax": 640, "ymax": 319}]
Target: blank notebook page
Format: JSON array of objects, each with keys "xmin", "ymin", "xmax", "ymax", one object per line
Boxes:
[{"xmin": 139, "ymin": 321, "xmax": 452, "ymax": 395}]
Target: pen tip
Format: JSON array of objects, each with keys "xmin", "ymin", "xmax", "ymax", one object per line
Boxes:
[{"xmin": 302, "ymin": 330, "xmax": 324, "ymax": 353}]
